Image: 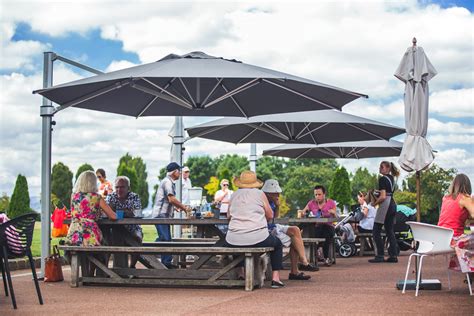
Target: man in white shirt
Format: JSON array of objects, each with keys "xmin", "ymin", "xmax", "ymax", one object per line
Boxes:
[{"xmin": 181, "ymin": 166, "xmax": 192, "ymax": 205}]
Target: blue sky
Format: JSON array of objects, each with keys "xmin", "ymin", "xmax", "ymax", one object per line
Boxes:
[{"xmin": 0, "ymin": 0, "xmax": 472, "ymax": 199}]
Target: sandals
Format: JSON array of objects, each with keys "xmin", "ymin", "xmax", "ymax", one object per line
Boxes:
[{"xmin": 289, "ymin": 272, "xmax": 311, "ymax": 280}]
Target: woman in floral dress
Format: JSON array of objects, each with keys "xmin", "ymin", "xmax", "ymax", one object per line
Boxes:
[{"xmin": 65, "ymin": 171, "xmax": 116, "ymax": 246}]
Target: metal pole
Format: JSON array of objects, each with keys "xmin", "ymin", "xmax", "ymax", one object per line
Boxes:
[
  {"xmin": 172, "ymin": 116, "xmax": 184, "ymax": 238},
  {"xmin": 416, "ymin": 171, "xmax": 421, "ymax": 222},
  {"xmin": 40, "ymin": 52, "xmax": 55, "ymax": 278},
  {"xmin": 249, "ymin": 143, "xmax": 257, "ymax": 172}
]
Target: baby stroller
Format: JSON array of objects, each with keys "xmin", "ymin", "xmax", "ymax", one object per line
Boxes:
[
  {"xmin": 335, "ymin": 208, "xmax": 358, "ymax": 258},
  {"xmin": 394, "ymin": 205, "xmax": 416, "ymax": 252}
]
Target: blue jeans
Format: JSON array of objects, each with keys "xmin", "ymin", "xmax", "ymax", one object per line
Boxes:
[{"xmin": 155, "ymin": 215, "xmax": 172, "ymax": 265}]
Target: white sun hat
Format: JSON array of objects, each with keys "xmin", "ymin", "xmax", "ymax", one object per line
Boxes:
[{"xmin": 262, "ymin": 179, "xmax": 282, "ymax": 193}]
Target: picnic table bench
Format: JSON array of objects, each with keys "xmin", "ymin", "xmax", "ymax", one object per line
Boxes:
[{"xmin": 59, "ymin": 245, "xmax": 273, "ymax": 291}]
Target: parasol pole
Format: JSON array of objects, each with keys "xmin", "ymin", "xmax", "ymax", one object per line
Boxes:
[{"xmin": 416, "ymin": 171, "xmax": 421, "ymax": 222}]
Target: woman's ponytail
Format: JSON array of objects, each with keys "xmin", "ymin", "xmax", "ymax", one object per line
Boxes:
[{"xmin": 390, "ymin": 162, "xmax": 400, "ymax": 177}]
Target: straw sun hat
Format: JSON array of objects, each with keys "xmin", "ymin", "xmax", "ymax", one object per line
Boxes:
[{"xmin": 234, "ymin": 170, "xmax": 263, "ymax": 188}]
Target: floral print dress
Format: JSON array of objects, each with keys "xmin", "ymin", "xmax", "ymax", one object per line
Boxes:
[{"xmin": 65, "ymin": 192, "xmax": 104, "ymax": 246}]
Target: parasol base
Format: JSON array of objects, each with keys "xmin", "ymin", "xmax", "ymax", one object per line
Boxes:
[{"xmin": 396, "ymin": 279, "xmax": 442, "ymax": 291}]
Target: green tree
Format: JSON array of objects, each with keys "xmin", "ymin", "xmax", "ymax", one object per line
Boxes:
[
  {"xmin": 405, "ymin": 164, "xmax": 456, "ymax": 223},
  {"xmin": 204, "ymin": 176, "xmax": 220, "ymax": 198},
  {"xmin": 0, "ymin": 193, "xmax": 9, "ymax": 213},
  {"xmin": 350, "ymin": 167, "xmax": 378, "ymax": 202},
  {"xmin": 52, "ymin": 162, "xmax": 73, "ymax": 209},
  {"xmin": 283, "ymin": 164, "xmax": 336, "ymax": 213},
  {"xmin": 393, "ymin": 190, "xmax": 416, "ymax": 209},
  {"xmin": 117, "ymin": 153, "xmax": 149, "ymax": 209},
  {"xmin": 329, "ymin": 166, "xmax": 352, "ymax": 209},
  {"xmin": 215, "ymin": 154, "xmax": 249, "ymax": 179},
  {"xmin": 8, "ymin": 175, "xmax": 33, "ymax": 218},
  {"xmin": 256, "ymin": 156, "xmax": 286, "ymax": 183},
  {"xmin": 184, "ymin": 156, "xmax": 216, "ymax": 189},
  {"xmin": 75, "ymin": 163, "xmax": 94, "ymax": 182},
  {"xmin": 117, "ymin": 163, "xmax": 138, "ymax": 193}
]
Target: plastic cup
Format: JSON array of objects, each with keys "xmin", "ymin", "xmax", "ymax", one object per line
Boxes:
[{"xmin": 116, "ymin": 210, "xmax": 124, "ymax": 219}]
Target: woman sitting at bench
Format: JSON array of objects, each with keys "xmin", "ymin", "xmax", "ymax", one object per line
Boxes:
[
  {"xmin": 356, "ymin": 190, "xmax": 377, "ymax": 234},
  {"xmin": 225, "ymin": 171, "xmax": 285, "ymax": 289},
  {"xmin": 65, "ymin": 171, "xmax": 117, "ymax": 247}
]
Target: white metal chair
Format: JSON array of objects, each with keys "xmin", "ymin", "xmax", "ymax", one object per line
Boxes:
[{"xmin": 402, "ymin": 221, "xmax": 472, "ymax": 296}]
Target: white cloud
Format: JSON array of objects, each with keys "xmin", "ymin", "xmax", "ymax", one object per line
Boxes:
[
  {"xmin": 0, "ymin": 22, "xmax": 49, "ymax": 70},
  {"xmin": 430, "ymin": 88, "xmax": 474, "ymax": 118},
  {"xmin": 0, "ymin": 0, "xmax": 473, "ymax": 201}
]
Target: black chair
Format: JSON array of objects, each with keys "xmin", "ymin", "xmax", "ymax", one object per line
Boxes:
[{"xmin": 0, "ymin": 213, "xmax": 43, "ymax": 309}]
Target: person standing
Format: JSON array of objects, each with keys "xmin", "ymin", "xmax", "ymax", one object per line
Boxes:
[
  {"xmin": 152, "ymin": 162, "xmax": 192, "ymax": 269},
  {"xmin": 214, "ymin": 179, "xmax": 234, "ymax": 217},
  {"xmin": 181, "ymin": 166, "xmax": 192, "ymax": 206},
  {"xmin": 369, "ymin": 161, "xmax": 400, "ymax": 263},
  {"xmin": 96, "ymin": 168, "xmax": 113, "ymax": 197}
]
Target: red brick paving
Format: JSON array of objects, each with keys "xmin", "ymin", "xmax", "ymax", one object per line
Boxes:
[{"xmin": 1, "ymin": 252, "xmax": 472, "ymax": 315}]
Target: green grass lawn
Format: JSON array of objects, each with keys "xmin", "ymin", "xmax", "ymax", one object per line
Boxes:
[{"xmin": 31, "ymin": 223, "xmax": 159, "ymax": 257}]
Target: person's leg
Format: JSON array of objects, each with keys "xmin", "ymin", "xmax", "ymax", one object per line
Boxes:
[
  {"xmin": 286, "ymin": 226, "xmax": 309, "ymax": 265},
  {"xmin": 289, "ymin": 246, "xmax": 299, "ymax": 274},
  {"xmin": 370, "ymin": 223, "xmax": 384, "ymax": 262},
  {"xmin": 254, "ymin": 235, "xmax": 283, "ymax": 283},
  {"xmin": 384, "ymin": 210, "xmax": 398, "ymax": 260},
  {"xmin": 156, "ymin": 224, "xmax": 172, "ymax": 266}
]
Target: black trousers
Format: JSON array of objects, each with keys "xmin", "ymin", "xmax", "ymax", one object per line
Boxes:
[
  {"xmin": 373, "ymin": 208, "xmax": 398, "ymax": 258},
  {"xmin": 224, "ymin": 234, "xmax": 283, "ymax": 271},
  {"xmin": 314, "ymin": 225, "xmax": 335, "ymax": 259}
]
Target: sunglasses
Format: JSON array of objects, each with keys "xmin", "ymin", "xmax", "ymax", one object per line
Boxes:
[
  {"xmin": 222, "ymin": 184, "xmax": 229, "ymax": 186},
  {"xmin": 97, "ymin": 175, "xmax": 103, "ymax": 179}
]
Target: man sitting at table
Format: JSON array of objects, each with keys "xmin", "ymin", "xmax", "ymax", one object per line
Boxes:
[
  {"xmin": 299, "ymin": 185, "xmax": 337, "ymax": 267},
  {"xmin": 152, "ymin": 162, "xmax": 192, "ymax": 269},
  {"xmin": 106, "ymin": 176, "xmax": 143, "ymax": 268}
]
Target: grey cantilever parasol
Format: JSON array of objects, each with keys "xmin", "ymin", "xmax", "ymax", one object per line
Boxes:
[
  {"xmin": 262, "ymin": 140, "xmax": 404, "ymax": 159},
  {"xmin": 34, "ymin": 51, "xmax": 367, "ymax": 118},
  {"xmin": 186, "ymin": 110, "xmax": 405, "ymax": 144}
]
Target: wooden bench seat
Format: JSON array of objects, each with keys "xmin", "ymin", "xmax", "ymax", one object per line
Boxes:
[
  {"xmin": 58, "ymin": 245, "xmax": 273, "ymax": 291},
  {"xmin": 357, "ymin": 232, "xmax": 386, "ymax": 256}
]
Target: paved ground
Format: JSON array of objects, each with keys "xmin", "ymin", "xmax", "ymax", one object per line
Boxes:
[{"xmin": 1, "ymin": 252, "xmax": 472, "ymax": 315}]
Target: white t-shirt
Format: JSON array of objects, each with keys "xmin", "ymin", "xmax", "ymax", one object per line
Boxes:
[
  {"xmin": 214, "ymin": 189, "xmax": 233, "ymax": 214},
  {"xmin": 359, "ymin": 202, "xmax": 376, "ymax": 230},
  {"xmin": 226, "ymin": 188, "xmax": 269, "ymax": 246},
  {"xmin": 182, "ymin": 177, "xmax": 192, "ymax": 205}
]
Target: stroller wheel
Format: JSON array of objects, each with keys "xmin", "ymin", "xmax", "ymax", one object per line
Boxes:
[
  {"xmin": 339, "ymin": 243, "xmax": 353, "ymax": 258},
  {"xmin": 397, "ymin": 239, "xmax": 413, "ymax": 251},
  {"xmin": 349, "ymin": 243, "xmax": 357, "ymax": 256}
]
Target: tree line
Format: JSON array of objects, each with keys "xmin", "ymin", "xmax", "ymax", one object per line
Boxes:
[{"xmin": 1, "ymin": 152, "xmax": 457, "ymax": 224}]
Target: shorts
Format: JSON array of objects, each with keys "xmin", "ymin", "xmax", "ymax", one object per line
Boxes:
[{"xmin": 271, "ymin": 224, "xmax": 291, "ymax": 247}]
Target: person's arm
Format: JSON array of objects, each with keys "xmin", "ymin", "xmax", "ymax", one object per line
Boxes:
[
  {"xmin": 327, "ymin": 201, "xmax": 337, "ymax": 216},
  {"xmin": 299, "ymin": 201, "xmax": 310, "ymax": 216},
  {"xmin": 459, "ymin": 194, "xmax": 474, "ymax": 218},
  {"xmin": 100, "ymin": 198, "xmax": 117, "ymax": 220},
  {"xmin": 214, "ymin": 190, "xmax": 227, "ymax": 203},
  {"xmin": 168, "ymin": 194, "xmax": 191, "ymax": 213},
  {"xmin": 372, "ymin": 190, "xmax": 386, "ymax": 207},
  {"xmin": 262, "ymin": 193, "xmax": 273, "ymax": 221},
  {"xmin": 361, "ymin": 205, "xmax": 369, "ymax": 217}
]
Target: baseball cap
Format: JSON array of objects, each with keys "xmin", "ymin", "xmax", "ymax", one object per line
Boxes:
[
  {"xmin": 182, "ymin": 166, "xmax": 190, "ymax": 172},
  {"xmin": 166, "ymin": 162, "xmax": 182, "ymax": 172}
]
